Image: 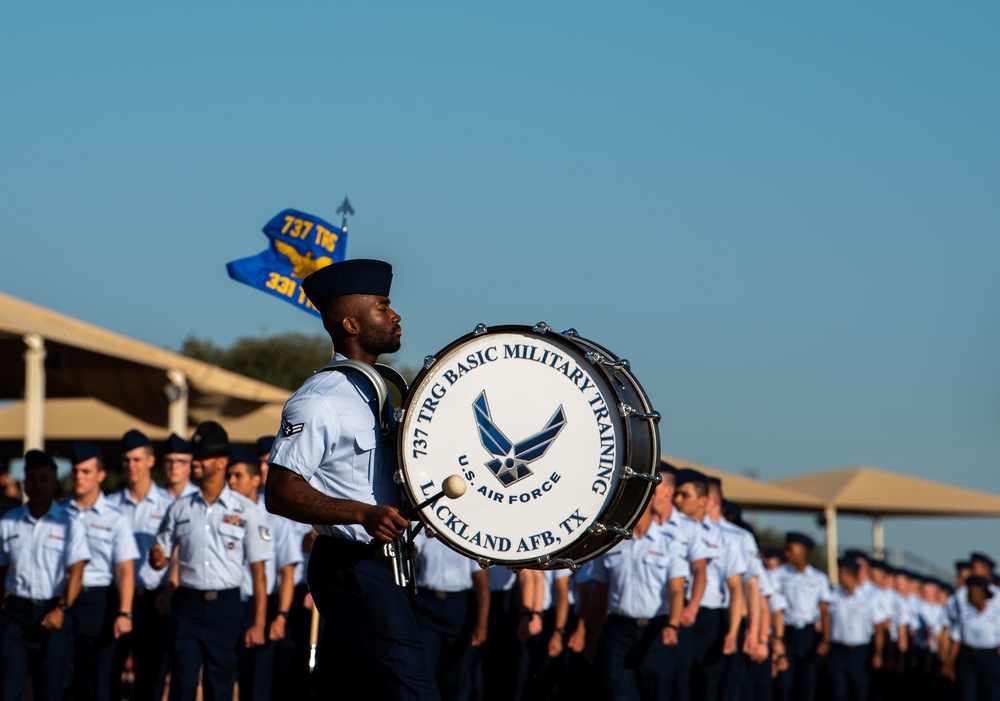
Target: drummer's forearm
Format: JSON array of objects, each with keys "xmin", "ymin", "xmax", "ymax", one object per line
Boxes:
[
  {"xmin": 265, "ymin": 466, "xmax": 374, "ymax": 525},
  {"xmin": 687, "ymin": 559, "xmax": 708, "ymax": 609}
]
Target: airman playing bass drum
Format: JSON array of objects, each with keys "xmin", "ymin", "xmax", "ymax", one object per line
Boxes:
[{"xmin": 396, "ymin": 322, "xmax": 661, "ymax": 571}]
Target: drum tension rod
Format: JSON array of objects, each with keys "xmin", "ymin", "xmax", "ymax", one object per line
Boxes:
[
  {"xmin": 536, "ymin": 556, "xmax": 581, "ymax": 573},
  {"xmin": 585, "ymin": 351, "xmax": 631, "ymax": 371},
  {"xmin": 589, "ymin": 522, "xmax": 633, "ymax": 540},
  {"xmin": 619, "ymin": 403, "xmax": 662, "ymax": 423},
  {"xmin": 620, "ymin": 466, "xmax": 662, "ymax": 484}
]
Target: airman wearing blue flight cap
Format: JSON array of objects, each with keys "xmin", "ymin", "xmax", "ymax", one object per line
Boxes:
[{"xmin": 264, "ymin": 260, "xmax": 441, "ymax": 699}]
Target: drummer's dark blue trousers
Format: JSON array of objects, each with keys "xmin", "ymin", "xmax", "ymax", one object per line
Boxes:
[
  {"xmin": 169, "ymin": 587, "xmax": 243, "ymax": 701},
  {"xmin": 0, "ymin": 597, "xmax": 74, "ymax": 701},
  {"xmin": 309, "ymin": 536, "xmax": 440, "ymax": 701}
]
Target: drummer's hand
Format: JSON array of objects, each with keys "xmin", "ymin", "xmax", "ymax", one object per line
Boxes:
[
  {"xmin": 723, "ymin": 632, "xmax": 738, "ymax": 655},
  {"xmin": 362, "ymin": 506, "xmax": 408, "ymax": 542},
  {"xmin": 662, "ymin": 625, "xmax": 679, "ymax": 647}
]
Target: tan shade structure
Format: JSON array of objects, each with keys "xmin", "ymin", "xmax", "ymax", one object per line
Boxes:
[
  {"xmin": 773, "ymin": 466, "xmax": 1000, "ymax": 582},
  {"xmin": 772, "ymin": 465, "xmax": 1000, "ymax": 518},
  {"xmin": 0, "ymin": 290, "xmax": 291, "ymax": 456},
  {"xmin": 0, "ymin": 397, "xmax": 283, "ymax": 445},
  {"xmin": 661, "ymin": 455, "xmax": 825, "ymax": 512}
]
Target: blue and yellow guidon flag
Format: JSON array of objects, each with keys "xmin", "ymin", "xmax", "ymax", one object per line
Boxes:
[{"xmin": 226, "ymin": 209, "xmax": 347, "ymax": 317}]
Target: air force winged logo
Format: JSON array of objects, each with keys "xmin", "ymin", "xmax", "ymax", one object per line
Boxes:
[{"xmin": 473, "ymin": 391, "xmax": 567, "ymax": 487}]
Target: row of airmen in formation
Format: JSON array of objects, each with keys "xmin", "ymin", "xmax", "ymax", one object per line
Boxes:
[{"xmin": 1, "ymin": 429, "xmax": 999, "ymax": 701}]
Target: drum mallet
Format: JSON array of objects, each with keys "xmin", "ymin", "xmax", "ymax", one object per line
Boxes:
[{"xmin": 404, "ymin": 475, "xmax": 467, "ymax": 537}]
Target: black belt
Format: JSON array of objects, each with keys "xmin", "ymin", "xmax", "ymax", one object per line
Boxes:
[
  {"xmin": 176, "ymin": 587, "xmax": 240, "ymax": 602},
  {"xmin": 608, "ymin": 614, "xmax": 667, "ymax": 629},
  {"xmin": 316, "ymin": 535, "xmax": 395, "ymax": 570},
  {"xmin": 80, "ymin": 585, "xmax": 112, "ymax": 593},
  {"xmin": 8, "ymin": 596, "xmax": 58, "ymax": 607},
  {"xmin": 419, "ymin": 589, "xmax": 469, "ymax": 600},
  {"xmin": 962, "ymin": 644, "xmax": 1000, "ymax": 653},
  {"xmin": 831, "ymin": 641, "xmax": 870, "ymax": 650}
]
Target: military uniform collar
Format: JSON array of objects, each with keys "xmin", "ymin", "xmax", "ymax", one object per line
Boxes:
[
  {"xmin": 194, "ymin": 484, "xmax": 241, "ymax": 510},
  {"xmin": 68, "ymin": 491, "xmax": 109, "ymax": 514}
]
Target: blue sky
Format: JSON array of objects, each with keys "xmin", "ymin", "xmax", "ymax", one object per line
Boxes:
[{"xmin": 2, "ymin": 2, "xmax": 998, "ymax": 571}]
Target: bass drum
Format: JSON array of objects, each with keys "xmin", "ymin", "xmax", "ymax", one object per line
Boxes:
[{"xmin": 396, "ymin": 322, "xmax": 661, "ymax": 571}]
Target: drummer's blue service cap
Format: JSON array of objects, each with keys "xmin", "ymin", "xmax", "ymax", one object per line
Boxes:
[
  {"xmin": 256, "ymin": 435, "xmax": 275, "ymax": 456},
  {"xmin": 869, "ymin": 559, "xmax": 894, "ymax": 574},
  {"xmin": 228, "ymin": 446, "xmax": 260, "ymax": 467},
  {"xmin": 675, "ymin": 468, "xmax": 708, "ymax": 486},
  {"xmin": 191, "ymin": 421, "xmax": 230, "ymax": 460},
  {"xmin": 785, "ymin": 532, "xmax": 815, "ymax": 550},
  {"xmin": 164, "ymin": 433, "xmax": 192, "ymax": 454},
  {"xmin": 762, "ymin": 547, "xmax": 784, "ymax": 560},
  {"xmin": 122, "ymin": 429, "xmax": 152, "ymax": 452},
  {"xmin": 302, "ymin": 259, "xmax": 392, "ymax": 311},
  {"xmin": 971, "ymin": 552, "xmax": 997, "ymax": 570},
  {"xmin": 24, "ymin": 449, "xmax": 57, "ymax": 471},
  {"xmin": 71, "ymin": 441, "xmax": 103, "ymax": 465}
]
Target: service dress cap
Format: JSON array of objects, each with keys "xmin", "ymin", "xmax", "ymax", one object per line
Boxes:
[
  {"xmin": 24, "ymin": 449, "xmax": 57, "ymax": 471},
  {"xmin": 256, "ymin": 435, "xmax": 275, "ymax": 456},
  {"xmin": 971, "ymin": 552, "xmax": 997, "ymax": 570},
  {"xmin": 121, "ymin": 429, "xmax": 152, "ymax": 452},
  {"xmin": 164, "ymin": 433, "xmax": 192, "ymax": 455},
  {"xmin": 966, "ymin": 575, "xmax": 994, "ymax": 597},
  {"xmin": 302, "ymin": 259, "xmax": 393, "ymax": 311},
  {"xmin": 785, "ymin": 531, "xmax": 815, "ymax": 551},
  {"xmin": 837, "ymin": 556, "xmax": 860, "ymax": 573},
  {"xmin": 675, "ymin": 468, "xmax": 709, "ymax": 486},
  {"xmin": 228, "ymin": 446, "xmax": 260, "ymax": 468},
  {"xmin": 71, "ymin": 441, "xmax": 103, "ymax": 465}
]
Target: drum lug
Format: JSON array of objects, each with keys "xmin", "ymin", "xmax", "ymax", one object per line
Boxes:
[
  {"xmin": 562, "ymin": 328, "xmax": 580, "ymax": 338},
  {"xmin": 532, "ymin": 321, "xmax": 551, "ymax": 334},
  {"xmin": 476, "ymin": 557, "xmax": 491, "ymax": 569},
  {"xmin": 473, "ymin": 323, "xmax": 489, "ymax": 336},
  {"xmin": 536, "ymin": 555, "xmax": 581, "ymax": 573},
  {"xmin": 425, "ymin": 526, "xmax": 438, "ymax": 539},
  {"xmin": 394, "ymin": 407, "xmax": 405, "ymax": 423},
  {"xmin": 620, "ymin": 466, "xmax": 662, "ymax": 485},
  {"xmin": 423, "ymin": 355, "xmax": 437, "ymax": 369},
  {"xmin": 588, "ymin": 522, "xmax": 633, "ymax": 540},
  {"xmin": 619, "ymin": 403, "xmax": 662, "ymax": 424},
  {"xmin": 393, "ymin": 470, "xmax": 406, "ymax": 485},
  {"xmin": 585, "ymin": 351, "xmax": 631, "ymax": 371}
]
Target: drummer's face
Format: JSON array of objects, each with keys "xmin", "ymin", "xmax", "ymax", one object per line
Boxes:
[{"xmin": 355, "ymin": 294, "xmax": 402, "ymax": 356}]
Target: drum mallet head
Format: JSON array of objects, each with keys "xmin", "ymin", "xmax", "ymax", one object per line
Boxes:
[{"xmin": 403, "ymin": 474, "xmax": 466, "ymax": 518}]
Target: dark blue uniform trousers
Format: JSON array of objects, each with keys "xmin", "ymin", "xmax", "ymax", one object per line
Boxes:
[
  {"xmin": 690, "ymin": 607, "xmax": 726, "ymax": 701},
  {"xmin": 71, "ymin": 586, "xmax": 118, "ymax": 701},
  {"xmin": 169, "ymin": 587, "xmax": 243, "ymax": 701},
  {"xmin": 412, "ymin": 589, "xmax": 476, "ymax": 701},
  {"xmin": 776, "ymin": 625, "xmax": 820, "ymax": 701},
  {"xmin": 118, "ymin": 588, "xmax": 170, "ymax": 701},
  {"xmin": 480, "ymin": 589, "xmax": 519, "ymax": 701},
  {"xmin": 956, "ymin": 645, "xmax": 1000, "ymax": 701},
  {"xmin": 0, "ymin": 597, "xmax": 74, "ymax": 701},
  {"xmin": 599, "ymin": 615, "xmax": 678, "ymax": 701},
  {"xmin": 826, "ymin": 642, "xmax": 871, "ymax": 701},
  {"xmin": 237, "ymin": 598, "xmax": 277, "ymax": 701},
  {"xmin": 308, "ymin": 536, "xmax": 439, "ymax": 701}
]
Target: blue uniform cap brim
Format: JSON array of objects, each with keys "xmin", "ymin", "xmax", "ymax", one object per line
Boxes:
[{"xmin": 302, "ymin": 259, "xmax": 393, "ymax": 311}]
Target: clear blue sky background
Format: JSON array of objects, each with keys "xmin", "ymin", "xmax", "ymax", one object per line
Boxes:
[{"xmin": 3, "ymin": 2, "xmax": 998, "ymax": 572}]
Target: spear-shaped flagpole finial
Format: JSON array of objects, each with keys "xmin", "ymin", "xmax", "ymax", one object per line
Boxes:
[{"xmin": 336, "ymin": 195, "xmax": 355, "ymax": 232}]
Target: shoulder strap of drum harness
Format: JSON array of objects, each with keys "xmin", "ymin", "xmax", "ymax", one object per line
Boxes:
[{"xmin": 318, "ymin": 360, "xmax": 416, "ymax": 593}]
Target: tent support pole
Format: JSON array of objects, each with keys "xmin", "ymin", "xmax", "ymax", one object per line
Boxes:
[
  {"xmin": 825, "ymin": 504, "xmax": 838, "ymax": 585},
  {"xmin": 872, "ymin": 517, "xmax": 884, "ymax": 560},
  {"xmin": 23, "ymin": 334, "xmax": 46, "ymax": 453},
  {"xmin": 166, "ymin": 369, "xmax": 188, "ymax": 437}
]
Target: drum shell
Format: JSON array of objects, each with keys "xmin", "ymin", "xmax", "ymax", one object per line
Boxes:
[{"xmin": 397, "ymin": 325, "xmax": 660, "ymax": 570}]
